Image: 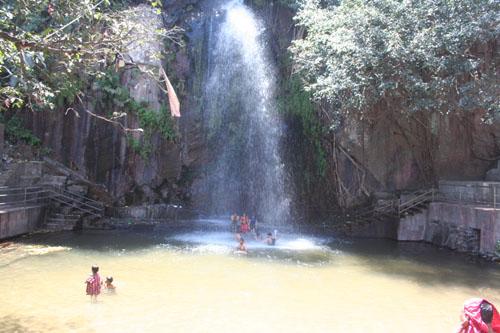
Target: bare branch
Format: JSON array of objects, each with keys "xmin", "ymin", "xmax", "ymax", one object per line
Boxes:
[
  {"xmin": 75, "ymin": 95, "xmax": 144, "ymax": 133},
  {"xmin": 43, "ymin": 0, "xmax": 105, "ymax": 41}
]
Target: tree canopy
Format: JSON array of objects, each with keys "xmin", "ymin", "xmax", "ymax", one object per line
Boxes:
[
  {"xmin": 290, "ymin": 0, "xmax": 499, "ymax": 127},
  {"xmin": 0, "ymin": 0, "xmax": 180, "ymax": 114}
]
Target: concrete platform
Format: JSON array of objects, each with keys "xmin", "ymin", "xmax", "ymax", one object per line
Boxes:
[
  {"xmin": 398, "ymin": 201, "xmax": 500, "ymax": 255},
  {"xmin": 0, "ymin": 205, "xmax": 46, "ymax": 240}
]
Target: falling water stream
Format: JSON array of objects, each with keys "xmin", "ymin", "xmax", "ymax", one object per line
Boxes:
[{"xmin": 201, "ymin": 0, "xmax": 290, "ymax": 223}]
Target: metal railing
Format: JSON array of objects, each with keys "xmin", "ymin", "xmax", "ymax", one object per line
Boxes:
[
  {"xmin": 354, "ymin": 188, "xmax": 436, "ymax": 220},
  {"xmin": 398, "ymin": 188, "xmax": 436, "ymax": 216},
  {"xmin": 344, "ymin": 182, "xmax": 500, "ymax": 223},
  {"xmin": 46, "ymin": 185, "xmax": 104, "ymax": 217},
  {"xmin": 0, "ymin": 185, "xmax": 104, "ymax": 217},
  {"xmin": 438, "ymin": 181, "xmax": 500, "ymax": 208},
  {"xmin": 0, "ymin": 186, "xmax": 51, "ymax": 208}
]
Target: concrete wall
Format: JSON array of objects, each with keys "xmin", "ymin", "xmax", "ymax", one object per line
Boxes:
[
  {"xmin": 398, "ymin": 202, "xmax": 500, "ymax": 255},
  {"xmin": 398, "ymin": 210, "xmax": 427, "ymax": 241},
  {"xmin": 0, "ymin": 206, "xmax": 45, "ymax": 240}
]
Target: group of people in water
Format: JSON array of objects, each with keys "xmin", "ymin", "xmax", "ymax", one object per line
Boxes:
[
  {"xmin": 81, "ymin": 219, "xmax": 500, "ymax": 333},
  {"xmin": 230, "ymin": 213, "xmax": 277, "ymax": 254},
  {"xmin": 85, "ymin": 265, "xmax": 116, "ymax": 303}
]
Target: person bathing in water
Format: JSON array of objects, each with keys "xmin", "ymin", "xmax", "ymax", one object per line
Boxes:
[
  {"xmin": 236, "ymin": 236, "xmax": 247, "ymax": 254},
  {"xmin": 85, "ymin": 265, "xmax": 102, "ymax": 303},
  {"xmin": 457, "ymin": 298, "xmax": 500, "ymax": 333},
  {"xmin": 250, "ymin": 216, "xmax": 256, "ymax": 232},
  {"xmin": 104, "ymin": 276, "xmax": 116, "ymax": 293},
  {"xmin": 240, "ymin": 214, "xmax": 250, "ymax": 233},
  {"xmin": 265, "ymin": 230, "xmax": 278, "ymax": 246},
  {"xmin": 230, "ymin": 213, "xmax": 239, "ymax": 233}
]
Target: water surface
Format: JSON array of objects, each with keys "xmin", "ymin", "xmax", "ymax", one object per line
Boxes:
[{"xmin": 0, "ymin": 219, "xmax": 498, "ymax": 333}]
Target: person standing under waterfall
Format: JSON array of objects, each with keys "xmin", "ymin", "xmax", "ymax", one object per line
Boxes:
[
  {"xmin": 230, "ymin": 214, "xmax": 239, "ymax": 233},
  {"xmin": 250, "ymin": 216, "xmax": 256, "ymax": 232},
  {"xmin": 240, "ymin": 213, "xmax": 250, "ymax": 233}
]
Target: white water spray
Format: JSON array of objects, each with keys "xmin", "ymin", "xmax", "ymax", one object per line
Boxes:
[{"xmin": 201, "ymin": 0, "xmax": 291, "ymax": 224}]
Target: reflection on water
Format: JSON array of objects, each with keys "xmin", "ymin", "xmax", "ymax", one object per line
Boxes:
[{"xmin": 0, "ymin": 219, "xmax": 498, "ymax": 332}]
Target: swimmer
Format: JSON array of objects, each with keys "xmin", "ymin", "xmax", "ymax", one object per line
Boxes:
[
  {"xmin": 104, "ymin": 276, "xmax": 116, "ymax": 293},
  {"xmin": 236, "ymin": 237, "xmax": 247, "ymax": 254},
  {"xmin": 265, "ymin": 232, "xmax": 276, "ymax": 246}
]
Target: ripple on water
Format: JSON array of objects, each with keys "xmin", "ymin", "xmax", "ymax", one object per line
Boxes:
[{"xmin": 0, "ymin": 243, "xmax": 71, "ymax": 268}]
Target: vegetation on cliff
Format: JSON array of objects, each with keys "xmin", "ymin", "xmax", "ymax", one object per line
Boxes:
[
  {"xmin": 290, "ymin": 0, "xmax": 499, "ymax": 128},
  {"xmin": 0, "ymin": 0, "xmax": 180, "ymax": 119}
]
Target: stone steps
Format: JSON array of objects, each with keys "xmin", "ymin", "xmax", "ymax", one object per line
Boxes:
[
  {"xmin": 50, "ymin": 213, "xmax": 81, "ymax": 219},
  {"xmin": 46, "ymin": 217, "xmax": 79, "ymax": 223},
  {"xmin": 44, "ymin": 222, "xmax": 75, "ymax": 231},
  {"xmin": 39, "ymin": 175, "xmax": 67, "ymax": 187}
]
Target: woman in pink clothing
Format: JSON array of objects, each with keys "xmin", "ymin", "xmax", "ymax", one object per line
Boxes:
[
  {"xmin": 85, "ymin": 265, "xmax": 102, "ymax": 303},
  {"xmin": 457, "ymin": 298, "xmax": 500, "ymax": 333}
]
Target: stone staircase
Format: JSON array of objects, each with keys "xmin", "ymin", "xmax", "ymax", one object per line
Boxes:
[
  {"xmin": 44, "ymin": 213, "xmax": 82, "ymax": 231},
  {"xmin": 0, "ymin": 160, "xmax": 105, "ymax": 232},
  {"xmin": 353, "ymin": 188, "xmax": 436, "ymax": 224},
  {"xmin": 397, "ymin": 189, "xmax": 436, "ymax": 217},
  {"xmin": 42, "ymin": 184, "xmax": 104, "ymax": 231}
]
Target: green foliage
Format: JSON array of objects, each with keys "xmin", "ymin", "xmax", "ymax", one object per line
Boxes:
[
  {"xmin": 135, "ymin": 104, "xmax": 176, "ymax": 142},
  {"xmin": 2, "ymin": 115, "xmax": 41, "ymax": 146},
  {"xmin": 127, "ymin": 135, "xmax": 151, "ymax": 160},
  {"xmin": 39, "ymin": 146, "xmax": 52, "ymax": 156},
  {"xmin": 496, "ymin": 240, "xmax": 500, "ymax": 254},
  {"xmin": 281, "ymin": 74, "xmax": 327, "ymax": 176},
  {"xmin": 290, "ymin": 0, "xmax": 500, "ymax": 126},
  {"xmin": 0, "ymin": 0, "xmax": 180, "ymax": 114},
  {"xmin": 95, "ymin": 70, "xmax": 176, "ymax": 159}
]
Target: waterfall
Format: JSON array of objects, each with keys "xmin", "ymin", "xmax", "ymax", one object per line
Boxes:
[{"xmin": 201, "ymin": 0, "xmax": 291, "ymax": 224}]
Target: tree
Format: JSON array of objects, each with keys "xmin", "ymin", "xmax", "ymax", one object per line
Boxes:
[
  {"xmin": 290, "ymin": 0, "xmax": 499, "ymax": 127},
  {"xmin": 0, "ymin": 0, "xmax": 181, "ymax": 120}
]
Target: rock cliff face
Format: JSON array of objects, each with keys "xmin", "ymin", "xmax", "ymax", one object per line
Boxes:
[
  {"xmin": 16, "ymin": 0, "xmax": 500, "ymax": 220},
  {"xmin": 24, "ymin": 5, "xmax": 185, "ymax": 207},
  {"xmin": 337, "ymin": 109, "xmax": 500, "ymax": 193}
]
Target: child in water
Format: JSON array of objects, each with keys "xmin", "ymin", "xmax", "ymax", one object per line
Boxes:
[
  {"xmin": 237, "ymin": 237, "xmax": 247, "ymax": 254},
  {"xmin": 104, "ymin": 276, "xmax": 116, "ymax": 293},
  {"xmin": 85, "ymin": 265, "xmax": 101, "ymax": 303},
  {"xmin": 265, "ymin": 230, "xmax": 278, "ymax": 246}
]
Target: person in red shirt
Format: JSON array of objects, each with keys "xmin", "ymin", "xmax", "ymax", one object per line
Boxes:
[
  {"xmin": 457, "ymin": 298, "xmax": 500, "ymax": 333},
  {"xmin": 85, "ymin": 265, "xmax": 102, "ymax": 303}
]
